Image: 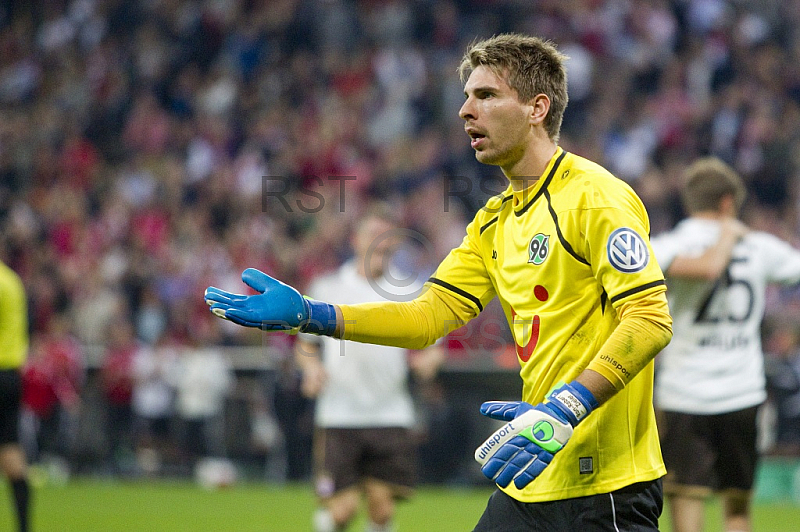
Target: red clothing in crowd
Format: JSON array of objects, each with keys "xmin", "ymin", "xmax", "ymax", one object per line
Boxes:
[{"xmin": 22, "ymin": 335, "xmax": 83, "ymax": 418}]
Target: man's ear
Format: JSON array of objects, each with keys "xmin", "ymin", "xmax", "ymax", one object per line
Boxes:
[{"xmin": 529, "ymin": 94, "xmax": 551, "ymax": 127}]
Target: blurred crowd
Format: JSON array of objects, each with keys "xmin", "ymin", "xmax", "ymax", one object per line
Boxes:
[{"xmin": 2, "ymin": 0, "xmax": 800, "ymax": 478}]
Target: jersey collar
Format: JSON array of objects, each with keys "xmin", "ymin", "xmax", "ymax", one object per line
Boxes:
[{"xmin": 511, "ymin": 147, "xmax": 567, "ymax": 217}]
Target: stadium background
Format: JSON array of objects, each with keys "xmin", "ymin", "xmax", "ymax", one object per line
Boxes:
[{"xmin": 1, "ymin": 0, "xmax": 800, "ymax": 529}]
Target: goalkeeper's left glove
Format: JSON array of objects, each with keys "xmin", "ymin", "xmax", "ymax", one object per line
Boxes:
[
  {"xmin": 474, "ymin": 382, "xmax": 598, "ymax": 489},
  {"xmin": 204, "ymin": 268, "xmax": 337, "ymax": 335}
]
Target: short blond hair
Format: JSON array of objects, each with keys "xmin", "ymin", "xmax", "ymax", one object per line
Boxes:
[
  {"xmin": 459, "ymin": 33, "xmax": 569, "ymax": 142},
  {"xmin": 682, "ymin": 157, "xmax": 747, "ymax": 214}
]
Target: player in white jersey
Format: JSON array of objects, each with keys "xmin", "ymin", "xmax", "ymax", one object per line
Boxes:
[
  {"xmin": 295, "ymin": 205, "xmax": 442, "ymax": 532},
  {"xmin": 651, "ymin": 157, "xmax": 800, "ymax": 532}
]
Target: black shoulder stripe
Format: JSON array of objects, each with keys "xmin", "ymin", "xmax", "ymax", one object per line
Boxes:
[
  {"xmin": 609, "ymin": 279, "xmax": 666, "ymax": 305},
  {"xmin": 479, "ymin": 195, "xmax": 512, "ymax": 235},
  {"xmin": 544, "ymin": 188, "xmax": 589, "ymax": 266},
  {"xmin": 515, "ymin": 150, "xmax": 567, "ymax": 217},
  {"xmin": 427, "ymin": 277, "xmax": 484, "ymax": 312},
  {"xmin": 479, "ymin": 217, "xmax": 498, "ymax": 235}
]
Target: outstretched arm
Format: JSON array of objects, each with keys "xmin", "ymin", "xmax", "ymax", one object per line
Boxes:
[
  {"xmin": 337, "ymin": 287, "xmax": 477, "ymax": 349},
  {"xmin": 205, "ymin": 269, "xmax": 476, "ymax": 349}
]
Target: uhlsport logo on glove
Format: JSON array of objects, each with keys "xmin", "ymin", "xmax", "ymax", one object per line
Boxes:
[
  {"xmin": 473, "ymin": 385, "xmax": 597, "ymax": 490},
  {"xmin": 474, "ymin": 409, "xmax": 572, "ymax": 466},
  {"xmin": 475, "ymin": 421, "xmax": 518, "ymax": 462},
  {"xmin": 527, "ymin": 420, "xmax": 560, "ymax": 452}
]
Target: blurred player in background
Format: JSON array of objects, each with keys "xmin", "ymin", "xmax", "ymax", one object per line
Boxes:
[
  {"xmin": 207, "ymin": 34, "xmax": 673, "ymax": 530},
  {"xmin": 0, "ymin": 259, "xmax": 32, "ymax": 532},
  {"xmin": 651, "ymin": 157, "xmax": 800, "ymax": 532},
  {"xmin": 20, "ymin": 313, "xmax": 84, "ymax": 472},
  {"xmin": 295, "ymin": 204, "xmax": 443, "ymax": 532}
]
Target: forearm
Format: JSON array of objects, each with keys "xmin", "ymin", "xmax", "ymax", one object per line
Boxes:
[
  {"xmin": 703, "ymin": 228, "xmax": 741, "ymax": 276},
  {"xmin": 582, "ymin": 290, "xmax": 673, "ymax": 403},
  {"xmin": 574, "ymin": 369, "xmax": 617, "ymax": 406},
  {"xmin": 667, "ymin": 219, "xmax": 746, "ymax": 280},
  {"xmin": 335, "ymin": 286, "xmax": 477, "ymax": 349}
]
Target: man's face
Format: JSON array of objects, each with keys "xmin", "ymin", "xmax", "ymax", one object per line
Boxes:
[
  {"xmin": 355, "ymin": 217, "xmax": 396, "ymax": 279},
  {"xmin": 459, "ymin": 65, "xmax": 534, "ymax": 169}
]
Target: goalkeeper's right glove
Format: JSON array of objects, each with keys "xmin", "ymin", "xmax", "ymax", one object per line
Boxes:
[
  {"xmin": 474, "ymin": 382, "xmax": 598, "ymax": 489},
  {"xmin": 205, "ymin": 268, "xmax": 337, "ymax": 335}
]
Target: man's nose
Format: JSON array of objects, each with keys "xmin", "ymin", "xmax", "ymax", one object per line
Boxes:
[{"xmin": 459, "ymin": 97, "xmax": 475, "ymax": 121}]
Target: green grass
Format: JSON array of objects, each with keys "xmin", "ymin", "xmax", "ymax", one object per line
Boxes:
[
  {"xmin": 0, "ymin": 481, "xmax": 492, "ymax": 531},
  {"xmin": 1, "ymin": 479, "xmax": 798, "ymax": 531}
]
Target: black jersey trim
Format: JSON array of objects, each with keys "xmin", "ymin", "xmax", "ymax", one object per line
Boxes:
[
  {"xmin": 427, "ymin": 277, "xmax": 484, "ymax": 312},
  {"xmin": 514, "ymin": 150, "xmax": 567, "ymax": 217},
  {"xmin": 609, "ymin": 279, "xmax": 666, "ymax": 305},
  {"xmin": 479, "ymin": 195, "xmax": 513, "ymax": 235},
  {"xmin": 479, "ymin": 217, "xmax": 499, "ymax": 235},
  {"xmin": 544, "ymin": 188, "xmax": 590, "ymax": 266}
]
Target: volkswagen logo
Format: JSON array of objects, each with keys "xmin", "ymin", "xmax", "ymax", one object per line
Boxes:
[{"xmin": 607, "ymin": 228, "xmax": 649, "ymax": 273}]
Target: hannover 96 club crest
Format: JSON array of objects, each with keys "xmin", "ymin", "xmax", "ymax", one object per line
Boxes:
[{"xmin": 528, "ymin": 233, "xmax": 549, "ymax": 265}]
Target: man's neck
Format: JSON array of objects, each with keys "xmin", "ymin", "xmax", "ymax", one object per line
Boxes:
[
  {"xmin": 692, "ymin": 211, "xmax": 724, "ymax": 221},
  {"xmin": 505, "ymin": 142, "xmax": 558, "ymax": 191}
]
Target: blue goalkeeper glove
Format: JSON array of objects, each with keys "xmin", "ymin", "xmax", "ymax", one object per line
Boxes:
[
  {"xmin": 204, "ymin": 268, "xmax": 337, "ymax": 335},
  {"xmin": 474, "ymin": 382, "xmax": 598, "ymax": 489}
]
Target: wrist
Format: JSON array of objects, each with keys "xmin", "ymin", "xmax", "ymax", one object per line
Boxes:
[
  {"xmin": 546, "ymin": 381, "xmax": 599, "ymax": 427},
  {"xmin": 301, "ymin": 299, "xmax": 338, "ymax": 336}
]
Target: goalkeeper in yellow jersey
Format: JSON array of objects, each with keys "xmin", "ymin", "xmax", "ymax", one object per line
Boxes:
[{"xmin": 206, "ymin": 33, "xmax": 672, "ymax": 531}]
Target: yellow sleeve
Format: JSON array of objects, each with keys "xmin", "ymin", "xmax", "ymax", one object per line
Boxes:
[
  {"xmin": 571, "ymin": 175, "xmax": 672, "ymax": 389},
  {"xmin": 586, "ymin": 288, "xmax": 672, "ymax": 390},
  {"xmin": 341, "ymin": 208, "xmax": 498, "ymax": 350},
  {"xmin": 340, "ymin": 285, "xmax": 477, "ymax": 349},
  {"xmin": 427, "ymin": 212, "xmax": 496, "ymax": 315}
]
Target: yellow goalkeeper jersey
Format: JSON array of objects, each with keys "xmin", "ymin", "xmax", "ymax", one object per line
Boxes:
[
  {"xmin": 0, "ymin": 261, "xmax": 28, "ymax": 370},
  {"xmin": 428, "ymin": 147, "xmax": 668, "ymax": 502}
]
